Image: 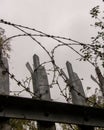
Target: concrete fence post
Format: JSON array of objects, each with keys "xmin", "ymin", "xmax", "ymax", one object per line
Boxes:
[
  {"xmin": 26, "ymin": 54, "xmax": 56, "ymax": 130},
  {"xmin": 95, "ymin": 66, "xmax": 104, "ymax": 96},
  {"xmin": 0, "ymin": 56, "xmax": 11, "ymax": 130},
  {"xmin": 66, "ymin": 61, "xmax": 94, "ymax": 130}
]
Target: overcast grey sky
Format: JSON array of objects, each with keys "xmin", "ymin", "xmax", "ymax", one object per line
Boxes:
[{"xmin": 0, "ymin": 0, "xmax": 104, "ymax": 100}]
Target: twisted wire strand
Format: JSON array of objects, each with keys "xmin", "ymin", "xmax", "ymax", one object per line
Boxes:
[{"xmin": 0, "ymin": 19, "xmax": 102, "ymax": 107}]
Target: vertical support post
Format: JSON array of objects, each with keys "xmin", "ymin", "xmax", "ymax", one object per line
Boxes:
[
  {"xmin": 66, "ymin": 61, "xmax": 94, "ymax": 130},
  {"xmin": 0, "ymin": 57, "xmax": 11, "ymax": 130},
  {"xmin": 26, "ymin": 54, "xmax": 56, "ymax": 130},
  {"xmin": 95, "ymin": 66, "xmax": 104, "ymax": 96},
  {"xmin": 66, "ymin": 61, "xmax": 86, "ymax": 105},
  {"xmin": 32, "ymin": 54, "xmax": 51, "ymax": 100},
  {"xmin": 0, "ymin": 57, "xmax": 9, "ymax": 95}
]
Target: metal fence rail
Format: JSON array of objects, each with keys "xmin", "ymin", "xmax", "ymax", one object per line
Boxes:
[{"xmin": 0, "ymin": 95, "xmax": 104, "ymax": 127}]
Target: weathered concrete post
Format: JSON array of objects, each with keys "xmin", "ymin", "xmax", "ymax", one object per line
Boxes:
[
  {"xmin": 66, "ymin": 61, "xmax": 86, "ymax": 105},
  {"xmin": 26, "ymin": 54, "xmax": 56, "ymax": 130},
  {"xmin": 66, "ymin": 61, "xmax": 94, "ymax": 130},
  {"xmin": 0, "ymin": 56, "xmax": 11, "ymax": 130},
  {"xmin": 95, "ymin": 66, "xmax": 104, "ymax": 96},
  {"xmin": 0, "ymin": 57, "xmax": 9, "ymax": 95}
]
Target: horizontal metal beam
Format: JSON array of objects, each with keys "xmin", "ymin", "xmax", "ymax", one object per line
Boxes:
[{"xmin": 0, "ymin": 95, "xmax": 104, "ymax": 127}]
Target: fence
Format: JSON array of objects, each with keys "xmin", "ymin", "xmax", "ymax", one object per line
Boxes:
[{"xmin": 0, "ymin": 54, "xmax": 104, "ymax": 130}]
